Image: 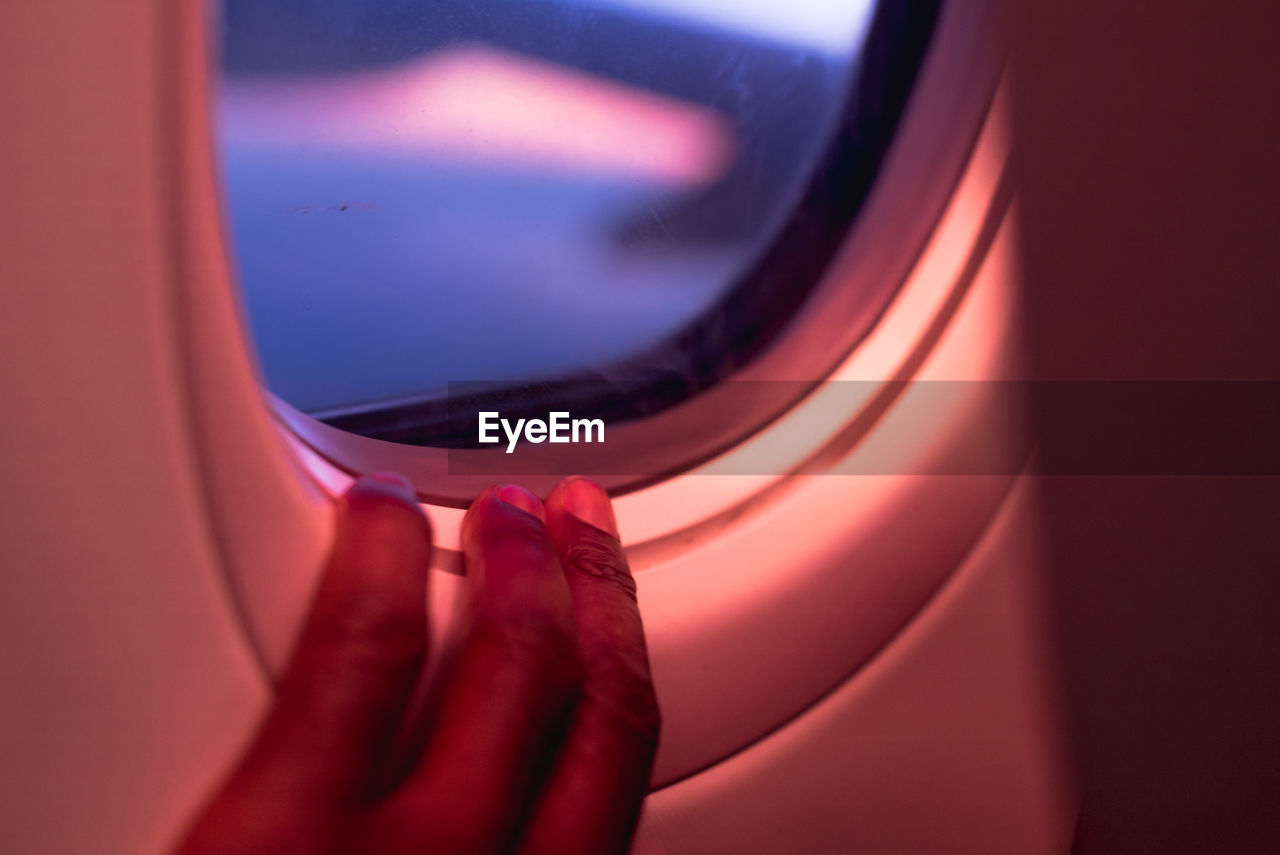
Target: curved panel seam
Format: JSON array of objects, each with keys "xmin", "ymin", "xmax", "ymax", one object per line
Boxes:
[
  {"xmin": 649, "ymin": 174, "xmax": 1020, "ymax": 791},
  {"xmin": 650, "ymin": 459, "xmax": 1026, "ymax": 794},
  {"xmin": 154, "ymin": 0, "xmax": 274, "ymax": 685}
]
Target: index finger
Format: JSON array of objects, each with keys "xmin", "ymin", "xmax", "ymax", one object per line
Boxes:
[{"xmin": 380, "ymin": 485, "xmax": 582, "ymax": 852}]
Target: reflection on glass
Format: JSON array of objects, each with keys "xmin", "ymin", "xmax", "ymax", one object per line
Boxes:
[{"xmin": 218, "ymin": 0, "xmax": 878, "ymax": 416}]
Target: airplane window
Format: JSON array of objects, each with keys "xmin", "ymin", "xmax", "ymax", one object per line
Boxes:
[{"xmin": 217, "ymin": 0, "xmax": 937, "ymax": 442}]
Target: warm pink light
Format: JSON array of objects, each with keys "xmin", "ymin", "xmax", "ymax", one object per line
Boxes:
[{"xmin": 221, "ymin": 45, "xmax": 735, "ymax": 184}]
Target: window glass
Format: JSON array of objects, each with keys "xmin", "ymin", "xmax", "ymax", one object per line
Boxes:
[{"xmin": 219, "ymin": 0, "xmax": 879, "ymax": 418}]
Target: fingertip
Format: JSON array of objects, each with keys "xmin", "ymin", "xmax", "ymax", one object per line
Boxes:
[
  {"xmin": 547, "ymin": 477, "xmax": 618, "ymax": 538},
  {"xmin": 463, "ymin": 484, "xmax": 547, "ymax": 540},
  {"xmin": 344, "ymin": 472, "xmax": 424, "ymax": 515},
  {"xmin": 333, "ymin": 475, "xmax": 433, "ymax": 574},
  {"xmin": 460, "ymin": 486, "xmax": 568, "ymax": 611},
  {"xmin": 367, "ymin": 471, "xmax": 416, "ymax": 495},
  {"xmin": 496, "ymin": 484, "xmax": 545, "ymax": 522}
]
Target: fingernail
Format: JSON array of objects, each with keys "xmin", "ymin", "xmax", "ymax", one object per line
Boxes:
[
  {"xmin": 360, "ymin": 472, "xmax": 418, "ymax": 503},
  {"xmin": 496, "ymin": 484, "xmax": 544, "ymax": 521},
  {"xmin": 560, "ymin": 477, "xmax": 618, "ymax": 537}
]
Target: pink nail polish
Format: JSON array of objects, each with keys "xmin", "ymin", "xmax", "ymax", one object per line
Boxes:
[
  {"xmin": 496, "ymin": 484, "xmax": 544, "ymax": 520},
  {"xmin": 358, "ymin": 472, "xmax": 417, "ymax": 503},
  {"xmin": 368, "ymin": 471, "xmax": 414, "ymax": 491}
]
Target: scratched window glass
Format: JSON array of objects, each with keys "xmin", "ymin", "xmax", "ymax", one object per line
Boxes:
[{"xmin": 218, "ymin": 0, "xmax": 879, "ymax": 417}]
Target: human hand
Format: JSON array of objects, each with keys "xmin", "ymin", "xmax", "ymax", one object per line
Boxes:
[{"xmin": 174, "ymin": 475, "xmax": 659, "ymax": 855}]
